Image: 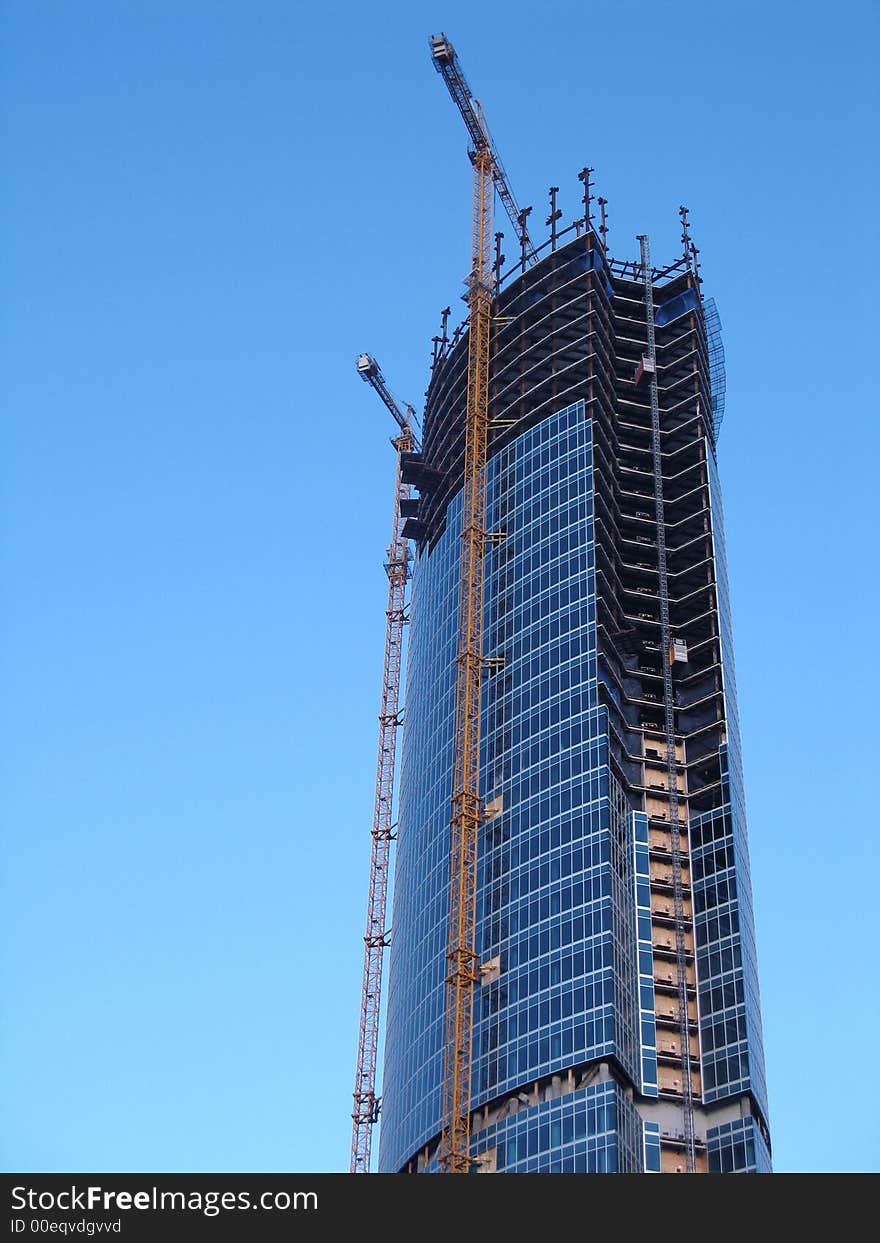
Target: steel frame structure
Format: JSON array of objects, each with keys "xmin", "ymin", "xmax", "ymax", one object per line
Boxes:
[{"xmin": 639, "ymin": 235, "xmax": 697, "ymax": 1171}]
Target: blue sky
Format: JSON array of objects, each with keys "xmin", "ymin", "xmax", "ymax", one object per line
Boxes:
[{"xmin": 1, "ymin": 0, "xmax": 877, "ymax": 1173}]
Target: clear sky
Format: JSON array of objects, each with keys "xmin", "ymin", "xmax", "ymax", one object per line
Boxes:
[{"xmin": 1, "ymin": 0, "xmax": 877, "ymax": 1174}]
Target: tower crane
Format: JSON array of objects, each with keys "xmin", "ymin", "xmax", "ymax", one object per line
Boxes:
[
  {"xmin": 350, "ymin": 353, "xmax": 417, "ymax": 1174},
  {"xmin": 431, "ymin": 34, "xmax": 536, "ymax": 259},
  {"xmin": 429, "ymin": 32, "xmax": 529, "ymax": 1173}
]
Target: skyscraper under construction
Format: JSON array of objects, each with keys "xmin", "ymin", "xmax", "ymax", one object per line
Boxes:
[{"xmin": 353, "ymin": 35, "xmax": 771, "ymax": 1176}]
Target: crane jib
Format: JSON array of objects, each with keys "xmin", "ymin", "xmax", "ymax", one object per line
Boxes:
[{"xmin": 430, "ymin": 32, "xmax": 536, "ymax": 258}]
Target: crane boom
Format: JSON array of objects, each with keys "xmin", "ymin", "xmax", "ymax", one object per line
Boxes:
[
  {"xmin": 430, "ymin": 34, "xmax": 536, "ymax": 261},
  {"xmin": 357, "ymin": 354, "xmax": 421, "ymax": 450},
  {"xmin": 350, "ymin": 356, "xmax": 415, "ymax": 1174}
]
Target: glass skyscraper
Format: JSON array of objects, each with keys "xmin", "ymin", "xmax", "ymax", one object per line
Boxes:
[{"xmin": 378, "ymin": 224, "xmax": 771, "ymax": 1174}]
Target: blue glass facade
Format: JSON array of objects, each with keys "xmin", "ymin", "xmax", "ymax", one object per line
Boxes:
[
  {"xmin": 707, "ymin": 1117, "xmax": 772, "ymax": 1174},
  {"xmin": 474, "ymin": 405, "xmax": 640, "ymax": 1114},
  {"xmin": 632, "ymin": 810, "xmax": 659, "ymax": 1097},
  {"xmin": 475, "ymin": 1079, "xmax": 644, "ymax": 1174},
  {"xmin": 383, "ymin": 402, "xmax": 656, "ymax": 1172},
  {"xmin": 377, "ymin": 234, "xmax": 771, "ymax": 1174},
  {"xmin": 688, "ymin": 450, "xmax": 769, "ymax": 1124}
]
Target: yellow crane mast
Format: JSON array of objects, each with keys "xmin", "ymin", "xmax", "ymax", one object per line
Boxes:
[
  {"xmin": 350, "ymin": 354, "xmax": 418, "ymax": 1174},
  {"xmin": 429, "ymin": 33, "xmax": 534, "ymax": 1173}
]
